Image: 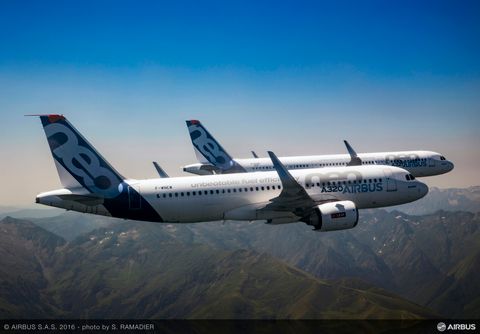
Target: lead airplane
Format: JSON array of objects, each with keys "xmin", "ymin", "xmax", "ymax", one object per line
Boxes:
[
  {"xmin": 183, "ymin": 120, "xmax": 454, "ymax": 177},
  {"xmin": 32, "ymin": 115, "xmax": 429, "ymax": 231}
]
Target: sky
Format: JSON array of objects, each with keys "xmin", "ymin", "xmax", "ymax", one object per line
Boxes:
[{"xmin": 0, "ymin": 0, "xmax": 479, "ymax": 206}]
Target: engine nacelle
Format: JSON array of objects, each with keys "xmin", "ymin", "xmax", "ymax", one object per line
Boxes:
[{"xmin": 302, "ymin": 200, "xmax": 359, "ymax": 232}]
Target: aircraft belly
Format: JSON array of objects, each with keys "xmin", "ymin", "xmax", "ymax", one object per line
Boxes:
[{"xmin": 152, "ymin": 196, "xmax": 257, "ymax": 223}]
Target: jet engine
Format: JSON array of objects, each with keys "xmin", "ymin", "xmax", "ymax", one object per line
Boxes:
[{"xmin": 302, "ymin": 201, "xmax": 359, "ymax": 232}]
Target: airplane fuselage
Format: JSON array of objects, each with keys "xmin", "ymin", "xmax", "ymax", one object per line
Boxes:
[
  {"xmin": 37, "ymin": 165, "xmax": 428, "ymax": 224},
  {"xmin": 184, "ymin": 150, "xmax": 454, "ymax": 177}
]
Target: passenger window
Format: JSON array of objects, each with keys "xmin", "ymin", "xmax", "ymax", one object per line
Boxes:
[
  {"xmin": 181, "ymin": 192, "xmax": 184, "ymax": 196},
  {"xmin": 216, "ymin": 190, "xmax": 219, "ymax": 194},
  {"xmin": 175, "ymin": 193, "xmax": 178, "ymax": 197},
  {"xmin": 233, "ymin": 189, "xmax": 237, "ymax": 193},
  {"xmin": 169, "ymin": 193, "xmax": 172, "ymax": 198},
  {"xmin": 156, "ymin": 194, "xmax": 160, "ymax": 198},
  {"xmin": 250, "ymin": 187, "xmax": 254, "ymax": 191},
  {"xmin": 227, "ymin": 189, "xmax": 231, "ymax": 193},
  {"xmin": 256, "ymin": 187, "xmax": 259, "ymax": 191},
  {"xmin": 163, "ymin": 194, "xmax": 166, "ymax": 198},
  {"xmin": 261, "ymin": 186, "xmax": 265, "ymax": 191}
]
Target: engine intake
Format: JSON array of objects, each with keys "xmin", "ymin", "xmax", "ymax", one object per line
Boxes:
[{"xmin": 302, "ymin": 200, "xmax": 359, "ymax": 232}]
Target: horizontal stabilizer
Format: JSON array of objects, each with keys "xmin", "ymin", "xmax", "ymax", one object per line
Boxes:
[{"xmin": 57, "ymin": 194, "xmax": 104, "ymax": 206}]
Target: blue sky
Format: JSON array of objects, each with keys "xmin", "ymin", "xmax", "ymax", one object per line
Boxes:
[{"xmin": 1, "ymin": 0, "xmax": 479, "ymax": 205}]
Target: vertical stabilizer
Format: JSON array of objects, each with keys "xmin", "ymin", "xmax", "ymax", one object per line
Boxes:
[
  {"xmin": 34, "ymin": 114, "xmax": 124, "ymax": 198},
  {"xmin": 185, "ymin": 120, "xmax": 246, "ymax": 173}
]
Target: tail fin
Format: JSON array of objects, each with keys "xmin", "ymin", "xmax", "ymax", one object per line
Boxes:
[
  {"xmin": 186, "ymin": 120, "xmax": 245, "ymax": 172},
  {"xmin": 34, "ymin": 114, "xmax": 124, "ymax": 198}
]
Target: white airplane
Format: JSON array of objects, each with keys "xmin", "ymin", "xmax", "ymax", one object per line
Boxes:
[
  {"xmin": 183, "ymin": 120, "xmax": 454, "ymax": 177},
  {"xmin": 32, "ymin": 115, "xmax": 428, "ymax": 231}
]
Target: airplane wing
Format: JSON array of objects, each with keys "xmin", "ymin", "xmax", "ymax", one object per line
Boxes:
[
  {"xmin": 153, "ymin": 161, "xmax": 169, "ymax": 178},
  {"xmin": 259, "ymin": 151, "xmax": 317, "ymax": 217}
]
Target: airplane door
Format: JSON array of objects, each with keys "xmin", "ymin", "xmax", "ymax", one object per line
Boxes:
[
  {"xmin": 128, "ymin": 184, "xmax": 142, "ymax": 209},
  {"xmin": 383, "ymin": 169, "xmax": 397, "ymax": 192},
  {"xmin": 428, "ymin": 158, "xmax": 435, "ymax": 167}
]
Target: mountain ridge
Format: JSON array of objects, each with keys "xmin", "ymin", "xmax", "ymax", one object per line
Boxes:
[{"xmin": 0, "ymin": 216, "xmax": 436, "ymax": 319}]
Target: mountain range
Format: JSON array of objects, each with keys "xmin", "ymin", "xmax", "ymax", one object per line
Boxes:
[
  {"xmin": 1, "ymin": 186, "xmax": 479, "ymax": 318},
  {"xmin": 0, "ymin": 216, "xmax": 435, "ymax": 319}
]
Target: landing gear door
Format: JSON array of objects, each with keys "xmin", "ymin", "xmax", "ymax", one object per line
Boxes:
[
  {"xmin": 383, "ymin": 169, "xmax": 397, "ymax": 192},
  {"xmin": 128, "ymin": 184, "xmax": 142, "ymax": 209}
]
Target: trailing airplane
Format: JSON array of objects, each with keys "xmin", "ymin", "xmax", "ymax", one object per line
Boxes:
[
  {"xmin": 183, "ymin": 120, "xmax": 454, "ymax": 177},
  {"xmin": 32, "ymin": 115, "xmax": 428, "ymax": 232}
]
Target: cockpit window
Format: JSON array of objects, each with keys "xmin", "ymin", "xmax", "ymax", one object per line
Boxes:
[
  {"xmin": 405, "ymin": 174, "xmax": 415, "ymax": 181},
  {"xmin": 440, "ymin": 156, "xmax": 446, "ymax": 160}
]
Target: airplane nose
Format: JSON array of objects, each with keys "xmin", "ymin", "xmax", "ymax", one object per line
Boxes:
[
  {"xmin": 417, "ymin": 182, "xmax": 429, "ymax": 198},
  {"xmin": 447, "ymin": 161, "xmax": 454, "ymax": 172}
]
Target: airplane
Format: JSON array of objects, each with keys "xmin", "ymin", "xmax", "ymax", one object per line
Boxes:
[
  {"xmin": 32, "ymin": 115, "xmax": 429, "ymax": 231},
  {"xmin": 183, "ymin": 120, "xmax": 454, "ymax": 177}
]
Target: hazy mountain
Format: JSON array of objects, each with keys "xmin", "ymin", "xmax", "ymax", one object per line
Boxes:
[
  {"xmin": 0, "ymin": 205, "xmax": 18, "ymax": 214},
  {"xmin": 0, "ymin": 206, "xmax": 61, "ymax": 220},
  {"xmin": 31, "ymin": 212, "xmax": 112, "ymax": 241},
  {"xmin": 389, "ymin": 186, "xmax": 480, "ymax": 215},
  {"xmin": 0, "ymin": 216, "xmax": 435, "ymax": 319}
]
